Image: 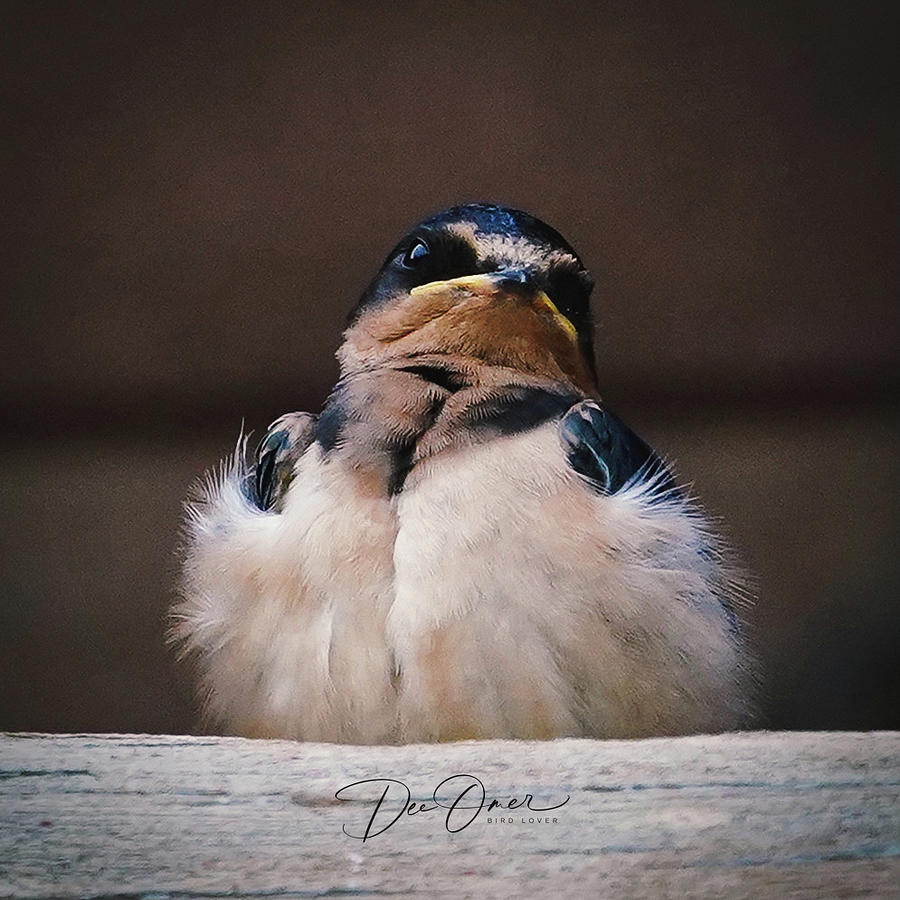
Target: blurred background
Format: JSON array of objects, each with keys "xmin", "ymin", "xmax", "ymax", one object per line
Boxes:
[{"xmin": 1, "ymin": 1, "xmax": 897, "ymax": 735}]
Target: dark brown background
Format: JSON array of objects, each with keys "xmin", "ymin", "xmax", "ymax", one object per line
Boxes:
[{"xmin": 2, "ymin": 1, "xmax": 897, "ymax": 734}]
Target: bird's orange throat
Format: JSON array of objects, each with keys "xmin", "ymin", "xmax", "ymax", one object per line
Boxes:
[{"xmin": 338, "ymin": 279, "xmax": 596, "ymax": 394}]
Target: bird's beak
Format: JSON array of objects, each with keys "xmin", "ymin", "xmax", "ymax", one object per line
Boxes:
[{"xmin": 410, "ymin": 271, "xmax": 578, "ymax": 341}]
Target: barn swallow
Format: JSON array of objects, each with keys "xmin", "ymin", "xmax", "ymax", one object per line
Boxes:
[{"xmin": 173, "ymin": 203, "xmax": 754, "ymax": 743}]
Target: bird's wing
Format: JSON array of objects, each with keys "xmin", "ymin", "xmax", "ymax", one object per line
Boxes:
[
  {"xmin": 559, "ymin": 399, "xmax": 676, "ymax": 496},
  {"xmin": 250, "ymin": 412, "xmax": 318, "ymax": 511}
]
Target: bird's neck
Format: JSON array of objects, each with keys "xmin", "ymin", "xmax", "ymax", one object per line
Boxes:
[{"xmin": 318, "ymin": 358, "xmax": 591, "ymax": 497}]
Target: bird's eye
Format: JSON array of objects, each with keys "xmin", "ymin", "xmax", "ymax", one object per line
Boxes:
[{"xmin": 401, "ymin": 238, "xmax": 430, "ymax": 268}]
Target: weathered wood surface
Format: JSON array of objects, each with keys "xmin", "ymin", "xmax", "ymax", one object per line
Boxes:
[{"xmin": 1, "ymin": 732, "xmax": 898, "ymax": 899}]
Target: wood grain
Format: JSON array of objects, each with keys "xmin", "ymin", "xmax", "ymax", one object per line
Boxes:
[{"xmin": 1, "ymin": 732, "xmax": 898, "ymax": 898}]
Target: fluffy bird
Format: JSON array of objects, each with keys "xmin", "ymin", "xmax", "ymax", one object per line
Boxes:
[{"xmin": 173, "ymin": 203, "xmax": 754, "ymax": 743}]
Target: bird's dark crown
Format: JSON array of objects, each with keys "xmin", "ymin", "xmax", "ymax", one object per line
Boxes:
[{"xmin": 349, "ymin": 203, "xmax": 595, "ymax": 339}]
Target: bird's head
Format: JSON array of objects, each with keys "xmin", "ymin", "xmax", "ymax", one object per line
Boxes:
[{"xmin": 339, "ymin": 204, "xmax": 597, "ymax": 393}]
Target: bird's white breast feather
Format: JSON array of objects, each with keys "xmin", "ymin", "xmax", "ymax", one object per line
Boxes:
[{"xmin": 175, "ymin": 423, "xmax": 750, "ymax": 742}]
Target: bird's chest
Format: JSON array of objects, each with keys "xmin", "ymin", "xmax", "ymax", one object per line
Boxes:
[
  {"xmin": 292, "ymin": 420, "xmax": 584, "ymax": 742},
  {"xmin": 270, "ymin": 374, "xmax": 592, "ymax": 742}
]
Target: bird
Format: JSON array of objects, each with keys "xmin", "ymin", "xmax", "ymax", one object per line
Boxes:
[{"xmin": 172, "ymin": 203, "xmax": 755, "ymax": 743}]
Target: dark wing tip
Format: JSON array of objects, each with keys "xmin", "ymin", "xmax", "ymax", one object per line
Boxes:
[{"xmin": 560, "ymin": 400, "xmax": 676, "ymax": 496}]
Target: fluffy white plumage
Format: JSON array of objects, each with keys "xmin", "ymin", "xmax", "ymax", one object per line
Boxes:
[{"xmin": 173, "ymin": 416, "xmax": 752, "ymax": 742}]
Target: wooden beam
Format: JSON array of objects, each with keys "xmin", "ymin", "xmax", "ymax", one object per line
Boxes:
[{"xmin": 1, "ymin": 731, "xmax": 898, "ymax": 898}]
